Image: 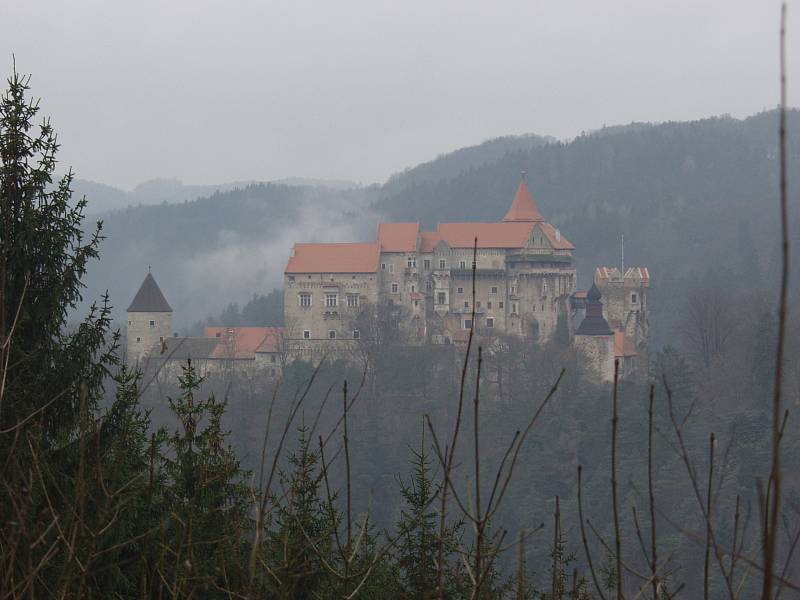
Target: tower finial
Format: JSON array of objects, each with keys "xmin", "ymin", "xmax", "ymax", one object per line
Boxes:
[
  {"xmin": 148, "ymin": 264, "xmax": 151, "ymax": 273},
  {"xmin": 521, "ymin": 169, "xmax": 527, "ymax": 180}
]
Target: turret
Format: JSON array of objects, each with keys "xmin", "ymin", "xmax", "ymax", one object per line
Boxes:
[
  {"xmin": 574, "ymin": 284, "xmax": 615, "ymax": 381},
  {"xmin": 126, "ymin": 271, "xmax": 173, "ymax": 365}
]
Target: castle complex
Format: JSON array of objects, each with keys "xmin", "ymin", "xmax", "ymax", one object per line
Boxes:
[{"xmin": 126, "ymin": 176, "xmax": 650, "ymax": 382}]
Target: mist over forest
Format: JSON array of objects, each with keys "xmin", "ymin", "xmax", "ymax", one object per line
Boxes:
[{"xmin": 82, "ymin": 111, "xmax": 800, "ymax": 347}]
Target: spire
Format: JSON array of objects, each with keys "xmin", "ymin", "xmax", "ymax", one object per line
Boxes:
[
  {"xmin": 127, "ymin": 272, "xmax": 172, "ymax": 313},
  {"xmin": 502, "ymin": 174, "xmax": 544, "ymax": 222}
]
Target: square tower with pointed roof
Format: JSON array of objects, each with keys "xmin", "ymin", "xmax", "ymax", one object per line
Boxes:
[{"xmin": 126, "ymin": 271, "xmax": 173, "ymax": 365}]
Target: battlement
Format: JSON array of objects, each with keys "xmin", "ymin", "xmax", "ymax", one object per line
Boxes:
[{"xmin": 595, "ymin": 266, "xmax": 650, "ymax": 288}]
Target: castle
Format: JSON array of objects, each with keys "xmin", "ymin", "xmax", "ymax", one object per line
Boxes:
[{"xmin": 126, "ymin": 176, "xmax": 649, "ymax": 382}]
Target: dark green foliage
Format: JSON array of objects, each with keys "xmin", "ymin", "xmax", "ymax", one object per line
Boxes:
[
  {"xmin": 158, "ymin": 359, "xmax": 251, "ymax": 596},
  {"xmin": 553, "ymin": 313, "xmax": 570, "ymax": 349},
  {"xmin": 0, "ymin": 67, "xmax": 109, "ymax": 438},
  {"xmin": 265, "ymin": 426, "xmax": 338, "ymax": 598},
  {"xmin": 394, "ymin": 428, "xmax": 466, "ymax": 599},
  {"xmin": 190, "ymin": 288, "xmax": 285, "ymax": 334}
]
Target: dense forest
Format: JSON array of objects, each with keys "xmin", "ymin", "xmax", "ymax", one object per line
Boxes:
[{"xmin": 3, "ymin": 66, "xmax": 799, "ymax": 600}]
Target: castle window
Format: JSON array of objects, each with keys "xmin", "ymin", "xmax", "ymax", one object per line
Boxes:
[
  {"xmin": 487, "ymin": 301, "xmax": 492, "ymax": 309},
  {"xmin": 424, "ymin": 259, "xmax": 431, "ymax": 270},
  {"xmin": 541, "ymin": 304, "xmax": 545, "ymax": 312},
  {"xmin": 457, "ymin": 287, "xmax": 464, "ymax": 294},
  {"xmin": 303, "ymin": 330, "xmax": 310, "ymax": 339},
  {"xmin": 347, "ymin": 293, "xmax": 359, "ymax": 307},
  {"xmin": 325, "ymin": 293, "xmax": 337, "ymax": 307},
  {"xmin": 464, "ymin": 301, "xmax": 469, "ymax": 308},
  {"xmin": 328, "ymin": 330, "xmax": 336, "ymax": 339},
  {"xmin": 149, "ymin": 320, "xmax": 155, "ymax": 328},
  {"xmin": 270, "ymin": 355, "xmax": 277, "ymax": 363},
  {"xmin": 543, "ymin": 281, "xmax": 548, "ymax": 295},
  {"xmin": 426, "ymin": 281, "xmax": 432, "ymax": 291},
  {"xmin": 491, "ymin": 286, "xmax": 498, "ymax": 294},
  {"xmin": 533, "ymin": 305, "xmax": 536, "ymax": 312},
  {"xmin": 439, "ymin": 259, "xmax": 446, "ymax": 269},
  {"xmin": 299, "ymin": 292, "xmax": 312, "ymax": 307},
  {"xmin": 136, "ymin": 337, "xmax": 141, "ymax": 343},
  {"xmin": 460, "ymin": 260, "xmax": 466, "ymax": 270},
  {"xmin": 511, "ymin": 286, "xmax": 517, "ymax": 295},
  {"xmin": 437, "ymin": 292, "xmax": 447, "ymax": 305},
  {"xmin": 512, "ymin": 303, "xmax": 518, "ymax": 314},
  {"xmin": 631, "ymin": 293, "xmax": 638, "ymax": 304},
  {"xmin": 159, "ymin": 336, "xmax": 164, "ymax": 342},
  {"xmin": 414, "ymin": 300, "xmax": 419, "ymax": 307},
  {"xmin": 411, "ymin": 285, "xmax": 415, "ymax": 293},
  {"xmin": 353, "ymin": 329, "xmax": 360, "ymax": 339},
  {"xmin": 486, "ymin": 317, "xmax": 494, "ymax": 328},
  {"xmin": 499, "ymin": 301, "xmax": 504, "ymax": 309},
  {"xmin": 381, "ymin": 263, "xmax": 386, "ymax": 270},
  {"xmin": 407, "ymin": 258, "xmax": 416, "ymax": 268},
  {"xmin": 463, "ymin": 319, "xmax": 472, "ymax": 329},
  {"xmin": 389, "ymin": 264, "xmax": 394, "ymax": 273},
  {"xmin": 128, "ymin": 320, "xmax": 132, "ymax": 326},
  {"xmin": 476, "ymin": 301, "xmax": 481, "ymax": 308},
  {"xmin": 391, "ymin": 283, "xmax": 399, "ymax": 294}
]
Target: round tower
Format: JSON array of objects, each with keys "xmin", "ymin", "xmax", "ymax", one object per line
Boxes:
[
  {"xmin": 573, "ymin": 283, "xmax": 615, "ymax": 382},
  {"xmin": 126, "ymin": 271, "xmax": 173, "ymax": 365}
]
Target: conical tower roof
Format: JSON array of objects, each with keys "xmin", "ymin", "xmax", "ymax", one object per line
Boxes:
[
  {"xmin": 502, "ymin": 176, "xmax": 544, "ymax": 223},
  {"xmin": 127, "ymin": 272, "xmax": 172, "ymax": 313},
  {"xmin": 575, "ymin": 283, "xmax": 612, "ymax": 336}
]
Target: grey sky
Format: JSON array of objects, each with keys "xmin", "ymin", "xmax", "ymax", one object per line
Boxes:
[{"xmin": 2, "ymin": 0, "xmax": 795, "ymax": 190}]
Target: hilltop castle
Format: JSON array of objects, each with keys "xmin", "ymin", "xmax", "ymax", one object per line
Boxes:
[
  {"xmin": 126, "ymin": 176, "xmax": 649, "ymax": 382},
  {"xmin": 282, "ymin": 175, "xmax": 649, "ymax": 380}
]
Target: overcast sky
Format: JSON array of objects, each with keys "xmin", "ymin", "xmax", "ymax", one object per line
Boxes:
[{"xmin": 2, "ymin": 0, "xmax": 796, "ymax": 190}]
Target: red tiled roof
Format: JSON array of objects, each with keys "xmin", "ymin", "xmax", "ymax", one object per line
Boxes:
[
  {"xmin": 503, "ymin": 178, "xmax": 544, "ymax": 223},
  {"xmin": 614, "ymin": 331, "xmax": 638, "ymax": 358},
  {"xmin": 255, "ymin": 328, "xmax": 284, "ymax": 353},
  {"xmin": 436, "ymin": 222, "xmax": 535, "ymax": 249},
  {"xmin": 539, "ymin": 222, "xmax": 575, "ymax": 250},
  {"xmin": 285, "ymin": 243, "xmax": 380, "ymax": 274},
  {"xmin": 204, "ymin": 326, "xmax": 283, "ymax": 359},
  {"xmin": 625, "ymin": 266, "xmax": 650, "ymax": 281},
  {"xmin": 378, "ymin": 222, "xmax": 419, "ymax": 253},
  {"xmin": 596, "ymin": 266, "xmax": 623, "ymax": 281},
  {"xmin": 420, "ymin": 231, "xmax": 443, "ymax": 252}
]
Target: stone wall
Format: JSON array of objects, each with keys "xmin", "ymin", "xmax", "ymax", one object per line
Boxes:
[
  {"xmin": 574, "ymin": 333, "xmax": 615, "ymax": 382},
  {"xmin": 126, "ymin": 310, "xmax": 172, "ymax": 365}
]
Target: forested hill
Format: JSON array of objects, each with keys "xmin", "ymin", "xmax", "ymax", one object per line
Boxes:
[
  {"xmin": 82, "ymin": 110, "xmax": 799, "ymax": 342},
  {"xmin": 377, "ymin": 111, "xmax": 798, "ymax": 283},
  {"xmin": 375, "ymin": 110, "xmax": 800, "ymax": 346}
]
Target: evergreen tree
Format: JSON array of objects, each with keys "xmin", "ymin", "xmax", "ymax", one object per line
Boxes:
[
  {"xmin": 394, "ymin": 427, "xmax": 467, "ymax": 599},
  {"xmin": 159, "ymin": 359, "xmax": 251, "ymax": 597},
  {"xmin": 265, "ymin": 425, "xmax": 338, "ymax": 599}
]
